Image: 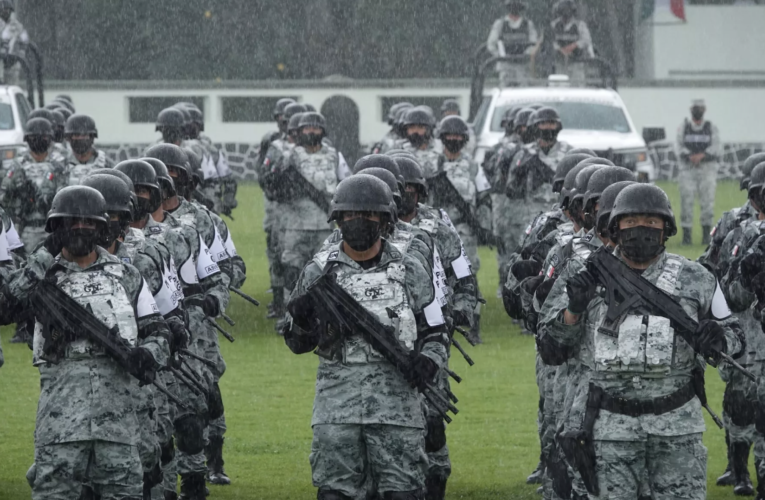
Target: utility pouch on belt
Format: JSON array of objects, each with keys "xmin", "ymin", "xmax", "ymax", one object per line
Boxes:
[
  {"xmin": 547, "ymin": 441, "xmax": 572, "ymax": 499},
  {"xmin": 561, "ymin": 383, "xmax": 601, "ymax": 496}
]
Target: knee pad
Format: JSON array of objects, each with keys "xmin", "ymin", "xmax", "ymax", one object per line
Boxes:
[
  {"xmin": 207, "ymin": 381, "xmax": 225, "ymax": 420},
  {"xmin": 174, "ymin": 415, "xmax": 205, "ymax": 455},
  {"xmin": 160, "ymin": 437, "xmax": 175, "ymax": 466},
  {"xmin": 382, "ymin": 491, "xmax": 423, "ymax": 500},
  {"xmin": 283, "ymin": 266, "xmax": 302, "ymax": 292},
  {"xmin": 317, "ymin": 487, "xmax": 353, "ymax": 500},
  {"xmin": 425, "ymin": 415, "xmax": 446, "ymax": 453}
]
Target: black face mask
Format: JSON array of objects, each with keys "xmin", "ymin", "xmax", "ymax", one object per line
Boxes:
[
  {"xmin": 28, "ymin": 137, "xmax": 50, "ymax": 154},
  {"xmin": 340, "ymin": 217, "xmax": 382, "ymax": 252},
  {"xmin": 298, "ymin": 133, "xmax": 323, "ymax": 148},
  {"xmin": 537, "ymin": 128, "xmax": 560, "ymax": 142},
  {"xmin": 568, "ymin": 200, "xmax": 584, "ymax": 227},
  {"xmin": 102, "ymin": 220, "xmax": 125, "ymax": 247},
  {"xmin": 69, "ymin": 138, "xmax": 93, "ymax": 155},
  {"xmin": 619, "ymin": 226, "xmax": 665, "ymax": 263},
  {"xmin": 407, "ymin": 133, "xmax": 428, "ymax": 148},
  {"xmin": 162, "ymin": 129, "xmax": 184, "ymax": 144},
  {"xmin": 400, "ymin": 191, "xmax": 418, "ymax": 216},
  {"xmin": 691, "ymin": 108, "xmax": 704, "ymax": 121},
  {"xmin": 60, "ymin": 228, "xmax": 99, "ymax": 257},
  {"xmin": 442, "ymin": 139, "xmax": 465, "ymax": 154},
  {"xmin": 136, "ymin": 197, "xmax": 157, "ymax": 219}
]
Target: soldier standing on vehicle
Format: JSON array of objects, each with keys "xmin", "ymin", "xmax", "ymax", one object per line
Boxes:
[
  {"xmin": 677, "ymin": 99, "xmax": 721, "ymax": 246},
  {"xmin": 550, "ymin": 0, "xmax": 594, "ymax": 81},
  {"xmin": 486, "ymin": 1, "xmax": 539, "ymax": 87},
  {"xmin": 4, "ymin": 185, "xmax": 170, "ymax": 499},
  {"xmin": 540, "ymin": 183, "xmax": 743, "ymax": 500},
  {"xmin": 63, "ymin": 114, "xmax": 115, "ymax": 185},
  {"xmin": 284, "ymin": 174, "xmax": 448, "ymax": 500},
  {"xmin": 0, "ymin": 0, "xmax": 28, "ymax": 87}
]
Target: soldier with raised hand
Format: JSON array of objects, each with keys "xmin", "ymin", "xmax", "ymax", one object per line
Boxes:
[
  {"xmin": 486, "ymin": 0, "xmax": 539, "ymax": 86},
  {"xmin": 4, "ymin": 185, "xmax": 170, "ymax": 500},
  {"xmin": 284, "ymin": 174, "xmax": 448, "ymax": 500},
  {"xmin": 63, "ymin": 114, "xmax": 114, "ymax": 185},
  {"xmin": 540, "ymin": 183, "xmax": 743, "ymax": 500},
  {"xmin": 676, "ymin": 99, "xmax": 721, "ymax": 246},
  {"xmin": 400, "ymin": 106, "xmax": 442, "ymax": 178}
]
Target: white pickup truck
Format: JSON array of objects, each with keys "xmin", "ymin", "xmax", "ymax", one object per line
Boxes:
[{"xmin": 0, "ymin": 84, "xmax": 32, "ymax": 167}]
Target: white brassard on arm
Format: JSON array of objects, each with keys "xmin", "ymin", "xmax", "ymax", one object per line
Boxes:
[
  {"xmin": 475, "ymin": 167, "xmax": 491, "ymax": 193},
  {"xmin": 136, "ymin": 278, "xmax": 161, "ymax": 318},
  {"xmin": 216, "ymin": 150, "xmax": 233, "ymax": 177},
  {"xmin": 224, "ymin": 230, "xmax": 238, "ymax": 257},
  {"xmin": 337, "ymin": 152, "xmax": 352, "ymax": 180},
  {"xmin": 0, "ymin": 223, "xmax": 11, "ymax": 262},
  {"xmin": 209, "ymin": 226, "xmax": 229, "ymax": 263},
  {"xmin": 711, "ymin": 280, "xmax": 732, "ymax": 320},
  {"xmin": 6, "ymin": 219, "xmax": 23, "ymax": 250},
  {"xmin": 196, "ymin": 234, "xmax": 220, "ymax": 279},
  {"xmin": 439, "ymin": 208, "xmax": 473, "ymax": 279}
]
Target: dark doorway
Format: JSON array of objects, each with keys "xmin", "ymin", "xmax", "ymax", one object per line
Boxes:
[{"xmin": 320, "ymin": 95, "xmax": 361, "ymax": 167}]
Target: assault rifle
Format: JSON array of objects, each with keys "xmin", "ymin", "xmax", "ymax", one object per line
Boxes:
[
  {"xmin": 262, "ymin": 164, "xmax": 330, "ymax": 213},
  {"xmin": 427, "ymin": 170, "xmax": 502, "ymax": 251},
  {"xmin": 31, "ymin": 279, "xmax": 188, "ymax": 410},
  {"xmin": 585, "ymin": 246, "xmax": 755, "ymax": 381},
  {"xmin": 306, "ymin": 273, "xmax": 459, "ymax": 423}
]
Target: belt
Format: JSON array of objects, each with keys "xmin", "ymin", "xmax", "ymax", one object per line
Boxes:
[
  {"xmin": 599, "ymin": 381, "xmax": 696, "ymax": 417},
  {"xmin": 184, "ymin": 296, "xmax": 204, "ymax": 308}
]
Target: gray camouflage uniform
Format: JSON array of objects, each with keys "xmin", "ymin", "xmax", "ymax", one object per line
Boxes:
[
  {"xmin": 698, "ymin": 201, "xmax": 754, "ymax": 278},
  {"xmin": 286, "ymin": 240, "xmax": 448, "ymax": 498},
  {"xmin": 486, "ymin": 15, "xmax": 539, "ymax": 86},
  {"xmin": 65, "ymin": 148, "xmax": 115, "ymax": 186},
  {"xmin": 676, "ymin": 119, "xmax": 721, "ymax": 231},
  {"xmin": 401, "ymin": 138, "xmax": 442, "ymax": 179},
  {"xmin": 0, "ymin": 12, "xmax": 28, "ymax": 87}
]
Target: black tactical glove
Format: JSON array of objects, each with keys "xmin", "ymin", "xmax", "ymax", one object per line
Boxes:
[
  {"xmin": 752, "ymin": 272, "xmax": 765, "ymax": 306},
  {"xmin": 167, "ymin": 320, "xmax": 189, "ymax": 353},
  {"xmin": 695, "ymin": 319, "xmax": 727, "ymax": 364},
  {"xmin": 128, "ymin": 347, "xmax": 158, "ymax": 385},
  {"xmin": 410, "ymin": 353, "xmax": 438, "ymax": 388},
  {"xmin": 452, "ymin": 309, "xmax": 472, "ymax": 328},
  {"xmin": 535, "ymin": 277, "xmax": 557, "ymax": 304},
  {"xmin": 202, "ymin": 295, "xmax": 220, "ymax": 318},
  {"xmin": 43, "ymin": 231, "xmax": 65, "ymax": 256},
  {"xmin": 565, "ymin": 269, "xmax": 597, "ymax": 315},
  {"xmin": 740, "ymin": 251, "xmax": 764, "ymax": 290},
  {"xmin": 287, "ymin": 293, "xmax": 318, "ymax": 331},
  {"xmin": 511, "ymin": 259, "xmax": 543, "ymax": 281},
  {"xmin": 143, "ymin": 460, "xmax": 163, "ymax": 491}
]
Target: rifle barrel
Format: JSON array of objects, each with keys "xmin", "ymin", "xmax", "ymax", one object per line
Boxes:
[
  {"xmin": 206, "ymin": 319, "xmax": 235, "ymax": 343},
  {"xmin": 221, "ymin": 313, "xmax": 236, "ymax": 326},
  {"xmin": 703, "ymin": 403, "xmax": 725, "ymax": 429},
  {"xmin": 454, "ymin": 326, "xmax": 478, "ymax": 347},
  {"xmin": 451, "ymin": 337, "xmax": 475, "ymax": 366},
  {"xmin": 720, "ymin": 352, "xmax": 757, "ymax": 381},
  {"xmin": 180, "ymin": 349, "xmax": 218, "ymax": 369},
  {"xmin": 169, "ymin": 367, "xmax": 205, "ymax": 397},
  {"xmin": 445, "ymin": 367, "xmax": 462, "ymax": 383},
  {"xmin": 153, "ymin": 380, "xmax": 190, "ymax": 411},
  {"xmin": 230, "ymin": 287, "xmax": 260, "ymax": 306}
]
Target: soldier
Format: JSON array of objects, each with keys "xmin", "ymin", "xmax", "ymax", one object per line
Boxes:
[
  {"xmin": 676, "ymin": 99, "xmax": 721, "ymax": 246},
  {"xmin": 156, "ymin": 108, "xmax": 186, "ymax": 146},
  {"xmin": 507, "ymin": 107, "xmax": 573, "ymax": 233},
  {"xmin": 26, "ymin": 108, "xmax": 69, "ymax": 164},
  {"xmin": 284, "ymin": 174, "xmax": 448, "ymax": 500},
  {"xmin": 431, "ymin": 115, "xmax": 491, "ymax": 344},
  {"xmin": 0, "ymin": 0, "xmax": 28, "ymax": 87},
  {"xmin": 539, "ymin": 183, "xmax": 743, "ymax": 500},
  {"xmin": 64, "ymin": 114, "xmax": 114, "ymax": 185},
  {"xmin": 400, "ymin": 106, "xmax": 442, "ymax": 178},
  {"xmin": 486, "ymin": 0, "xmax": 539, "ymax": 86},
  {"xmin": 550, "ymin": 0, "xmax": 594, "ymax": 81},
  {"xmin": 278, "ymin": 111, "xmax": 340, "ymax": 304},
  {"xmin": 439, "ymin": 99, "xmax": 476, "ymax": 157},
  {"xmin": 3, "ymin": 185, "xmax": 170, "ymax": 499},
  {"xmin": 372, "ymin": 102, "xmax": 413, "ymax": 154}
]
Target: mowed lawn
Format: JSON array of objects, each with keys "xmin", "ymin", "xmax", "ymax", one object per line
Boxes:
[{"xmin": 0, "ymin": 180, "xmax": 748, "ymax": 499}]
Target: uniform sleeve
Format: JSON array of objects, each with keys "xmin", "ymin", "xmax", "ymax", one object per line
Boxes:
[
  {"xmin": 487, "ymin": 19, "xmax": 504, "ymax": 56},
  {"xmin": 692, "ymin": 262, "xmax": 744, "ymax": 358},
  {"xmin": 576, "ymin": 20, "xmax": 594, "ymax": 57},
  {"xmin": 708, "ymin": 123, "xmax": 722, "ymax": 160},
  {"xmin": 539, "ymin": 257, "xmax": 586, "ymax": 349},
  {"xmin": 527, "ymin": 19, "xmax": 539, "ymax": 50},
  {"xmin": 404, "ymin": 254, "xmax": 448, "ymax": 369},
  {"xmin": 283, "ymin": 262, "xmax": 323, "ymax": 354},
  {"xmin": 124, "ymin": 264, "xmax": 170, "ymax": 367}
]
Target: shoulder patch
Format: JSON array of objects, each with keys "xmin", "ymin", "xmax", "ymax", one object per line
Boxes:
[
  {"xmin": 583, "ymin": 232, "xmax": 594, "ymax": 243},
  {"xmin": 550, "ymin": 253, "xmax": 560, "ymax": 267},
  {"xmin": 328, "ymin": 250, "xmax": 340, "ymax": 261},
  {"xmin": 150, "ymin": 226, "xmax": 162, "ymax": 234},
  {"xmin": 121, "ymin": 257, "xmax": 131, "ymax": 263}
]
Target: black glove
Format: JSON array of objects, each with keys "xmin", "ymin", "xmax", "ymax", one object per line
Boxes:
[
  {"xmin": 565, "ymin": 269, "xmax": 597, "ymax": 315},
  {"xmin": 535, "ymin": 277, "xmax": 557, "ymax": 304},
  {"xmin": 511, "ymin": 259, "xmax": 543, "ymax": 281},
  {"xmin": 168, "ymin": 320, "xmax": 189, "ymax": 353},
  {"xmin": 695, "ymin": 319, "xmax": 727, "ymax": 364},
  {"xmin": 522, "ymin": 274, "xmax": 545, "ymax": 296},
  {"xmin": 740, "ymin": 252, "xmax": 763, "ymax": 290},
  {"xmin": 287, "ymin": 293, "xmax": 317, "ymax": 331},
  {"xmin": 752, "ymin": 272, "xmax": 765, "ymax": 305},
  {"xmin": 410, "ymin": 353, "xmax": 438, "ymax": 388},
  {"xmin": 43, "ymin": 231, "xmax": 65, "ymax": 256},
  {"xmin": 452, "ymin": 310, "xmax": 471, "ymax": 328},
  {"xmin": 202, "ymin": 295, "xmax": 220, "ymax": 318},
  {"xmin": 128, "ymin": 347, "xmax": 157, "ymax": 385},
  {"xmin": 143, "ymin": 460, "xmax": 163, "ymax": 491}
]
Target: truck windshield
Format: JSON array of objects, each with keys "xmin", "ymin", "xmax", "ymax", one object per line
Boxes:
[
  {"xmin": 491, "ymin": 101, "xmax": 631, "ymax": 133},
  {"xmin": 0, "ymin": 103, "xmax": 14, "ymax": 130}
]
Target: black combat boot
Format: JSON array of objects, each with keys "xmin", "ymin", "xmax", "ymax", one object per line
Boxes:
[
  {"xmin": 425, "ymin": 474, "xmax": 447, "ymax": 500},
  {"xmin": 719, "ymin": 431, "xmax": 736, "ymax": 486},
  {"xmin": 756, "ymin": 469, "xmax": 765, "ymax": 500},
  {"xmin": 732, "ymin": 442, "xmax": 754, "ymax": 496},
  {"xmin": 179, "ymin": 473, "xmax": 207, "ymax": 500},
  {"xmin": 526, "ymin": 458, "xmax": 545, "ymax": 484},
  {"xmin": 206, "ymin": 436, "xmax": 231, "ymax": 485},
  {"xmin": 164, "ymin": 492, "xmax": 178, "ymax": 500},
  {"xmin": 702, "ymin": 225, "xmax": 712, "ymax": 245},
  {"xmin": 682, "ymin": 228, "xmax": 692, "ymax": 245}
]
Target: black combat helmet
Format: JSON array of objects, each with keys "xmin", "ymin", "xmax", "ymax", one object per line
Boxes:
[
  {"xmin": 567, "ymin": 147, "xmax": 597, "ymax": 157},
  {"xmin": 303, "ymin": 103, "xmax": 316, "ymax": 112},
  {"xmin": 748, "ymin": 162, "xmax": 765, "ymax": 209},
  {"xmin": 93, "ymin": 168, "xmax": 138, "ymax": 214},
  {"xmin": 24, "ymin": 117, "xmax": 53, "ymax": 140},
  {"xmin": 552, "ymin": 153, "xmax": 594, "ymax": 193},
  {"xmin": 81, "ymin": 174, "xmax": 133, "ymax": 216},
  {"xmin": 513, "ymin": 107, "xmax": 535, "ymax": 142},
  {"xmin": 51, "ymin": 98, "xmax": 75, "ymax": 114},
  {"xmin": 55, "ymin": 94, "xmax": 73, "ymax": 104},
  {"xmin": 48, "ymin": 110, "xmax": 66, "ymax": 142},
  {"xmin": 156, "ymin": 107, "xmax": 185, "ymax": 132},
  {"xmin": 501, "ymin": 106, "xmax": 521, "ymax": 131},
  {"xmin": 283, "ymin": 103, "xmax": 307, "ymax": 121},
  {"xmin": 529, "ymin": 107, "xmax": 562, "ymax": 128},
  {"xmin": 297, "ymin": 112, "xmax": 327, "ymax": 133},
  {"xmin": 571, "ymin": 165, "xmax": 605, "ymax": 206},
  {"xmin": 288, "ymin": 112, "xmax": 305, "ymax": 136},
  {"xmin": 741, "ymin": 153, "xmax": 765, "ymax": 191},
  {"xmin": 272, "ymin": 98, "xmax": 296, "ymax": 120},
  {"xmin": 183, "ymin": 105, "xmax": 204, "ymax": 132},
  {"xmin": 440, "ymin": 99, "xmax": 461, "ymax": 116},
  {"xmin": 115, "ymin": 159, "xmax": 163, "ymax": 214},
  {"xmin": 437, "ymin": 115, "xmax": 469, "ymax": 139},
  {"xmin": 402, "ymin": 107, "xmax": 436, "ymax": 129},
  {"xmin": 388, "ymin": 102, "xmax": 413, "ymax": 125},
  {"xmin": 50, "ymin": 105, "xmax": 72, "ymax": 122},
  {"xmin": 183, "ymin": 147, "xmax": 203, "ymax": 186},
  {"xmin": 560, "ymin": 164, "xmax": 589, "ymax": 209},
  {"xmin": 328, "ymin": 174, "xmax": 396, "ymax": 224},
  {"xmin": 553, "ymin": 0, "xmax": 577, "ymax": 18},
  {"xmin": 172, "ymin": 104, "xmax": 194, "ymax": 138},
  {"xmin": 144, "ymin": 143, "xmax": 190, "ymax": 196},
  {"xmin": 353, "ymin": 154, "xmax": 403, "ymax": 184},
  {"xmin": 65, "ymin": 114, "xmax": 98, "ymax": 137},
  {"xmin": 28, "ymin": 108, "xmax": 54, "ymax": 123},
  {"xmin": 45, "ymin": 185, "xmax": 108, "ymax": 233},
  {"xmin": 596, "ymin": 181, "xmax": 636, "ymax": 239},
  {"xmin": 582, "ymin": 167, "xmax": 636, "ymax": 230},
  {"xmin": 141, "ymin": 157, "xmax": 176, "ymax": 198},
  {"xmin": 608, "ymin": 183, "xmax": 678, "ymax": 238},
  {"xmin": 392, "ymin": 155, "xmax": 428, "ymax": 198},
  {"xmin": 506, "ymin": 1, "xmax": 527, "ymax": 11},
  {"xmin": 357, "ymin": 167, "xmax": 402, "ymax": 213}
]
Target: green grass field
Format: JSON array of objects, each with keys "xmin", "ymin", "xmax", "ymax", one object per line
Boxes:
[{"xmin": 0, "ymin": 180, "xmax": 748, "ymax": 499}]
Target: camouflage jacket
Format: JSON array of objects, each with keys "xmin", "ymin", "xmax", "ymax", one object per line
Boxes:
[
  {"xmin": 430, "ymin": 152, "xmax": 492, "ymax": 234},
  {"xmin": 542, "ymin": 249, "xmax": 743, "ymax": 438},
  {"xmin": 2, "ymin": 154, "xmax": 66, "ymax": 223},
  {"xmin": 65, "ymin": 149, "xmax": 115, "ymax": 186},
  {"xmin": 507, "ymin": 140, "xmax": 573, "ymax": 205},
  {"xmin": 7, "ymin": 247, "xmax": 170, "ymax": 446},
  {"xmin": 280, "ymin": 145, "xmax": 339, "ymax": 231},
  {"xmin": 698, "ymin": 201, "xmax": 754, "ymax": 279},
  {"xmin": 287, "ymin": 240, "xmax": 447, "ymax": 428},
  {"xmin": 483, "ymin": 135, "xmax": 522, "ymax": 193},
  {"xmin": 401, "ymin": 138, "xmax": 443, "ymax": 178}
]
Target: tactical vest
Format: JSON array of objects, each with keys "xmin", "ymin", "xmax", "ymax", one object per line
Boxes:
[
  {"xmin": 553, "ymin": 20, "xmax": 583, "ymax": 59},
  {"xmin": 120, "ymin": 228, "xmax": 146, "ymax": 262},
  {"xmin": 501, "ymin": 18, "xmax": 532, "ymax": 55},
  {"xmin": 593, "ymin": 256, "xmax": 690, "ymax": 375},
  {"xmin": 683, "ymin": 120, "xmax": 713, "ymax": 155},
  {"xmin": 32, "ymin": 261, "xmax": 139, "ymax": 365},
  {"xmin": 21, "ymin": 161, "xmax": 56, "ymax": 220},
  {"xmin": 313, "ymin": 249, "xmax": 417, "ymax": 364},
  {"xmin": 66, "ymin": 159, "xmax": 107, "ymax": 186}
]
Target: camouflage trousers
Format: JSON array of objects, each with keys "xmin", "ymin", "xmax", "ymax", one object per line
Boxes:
[
  {"xmin": 32, "ymin": 440, "xmax": 143, "ymax": 500},
  {"xmin": 21, "ymin": 224, "xmax": 47, "ymax": 252},
  {"xmin": 310, "ymin": 423, "xmax": 428, "ymax": 499},
  {"xmin": 593, "ymin": 433, "xmax": 706, "ymax": 500},
  {"xmin": 678, "ymin": 162, "xmax": 718, "ymax": 229},
  {"xmin": 493, "ymin": 196, "xmax": 526, "ymax": 287}
]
